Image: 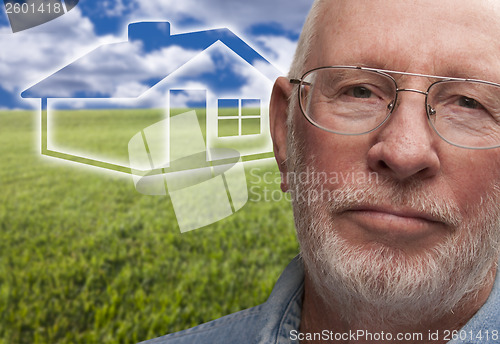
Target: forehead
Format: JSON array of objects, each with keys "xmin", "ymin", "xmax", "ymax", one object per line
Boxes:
[{"xmin": 313, "ymin": 0, "xmax": 500, "ymax": 81}]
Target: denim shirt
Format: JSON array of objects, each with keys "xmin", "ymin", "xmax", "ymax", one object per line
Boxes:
[{"xmin": 139, "ymin": 256, "xmax": 500, "ymax": 344}]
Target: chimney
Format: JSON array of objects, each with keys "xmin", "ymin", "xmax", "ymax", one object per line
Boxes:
[{"xmin": 128, "ymin": 22, "xmax": 171, "ymax": 51}]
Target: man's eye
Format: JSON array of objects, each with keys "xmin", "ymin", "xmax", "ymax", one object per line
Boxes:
[
  {"xmin": 346, "ymin": 86, "xmax": 373, "ymax": 99},
  {"xmin": 458, "ymin": 96, "xmax": 484, "ymax": 110}
]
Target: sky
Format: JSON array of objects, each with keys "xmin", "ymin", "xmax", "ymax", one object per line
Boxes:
[{"xmin": 0, "ymin": 0, "xmax": 313, "ymax": 110}]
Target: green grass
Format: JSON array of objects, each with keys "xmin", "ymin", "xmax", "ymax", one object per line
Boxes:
[{"xmin": 0, "ymin": 110, "xmax": 298, "ymax": 344}]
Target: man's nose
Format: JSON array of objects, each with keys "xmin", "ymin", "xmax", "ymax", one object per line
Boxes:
[{"xmin": 367, "ymin": 92, "xmax": 441, "ymax": 181}]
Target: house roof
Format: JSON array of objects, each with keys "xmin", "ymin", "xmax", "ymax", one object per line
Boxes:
[{"xmin": 22, "ymin": 22, "xmax": 282, "ymax": 99}]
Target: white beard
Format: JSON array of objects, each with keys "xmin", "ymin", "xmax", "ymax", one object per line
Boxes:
[{"xmin": 286, "ymin": 123, "xmax": 500, "ymax": 329}]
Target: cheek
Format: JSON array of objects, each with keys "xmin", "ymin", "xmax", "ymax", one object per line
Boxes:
[
  {"xmin": 440, "ymin": 150, "xmax": 500, "ymax": 212},
  {"xmin": 296, "ymin": 120, "xmax": 371, "ymax": 177}
]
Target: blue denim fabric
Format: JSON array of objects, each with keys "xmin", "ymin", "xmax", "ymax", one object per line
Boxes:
[
  {"xmin": 448, "ymin": 265, "xmax": 500, "ymax": 344},
  {"xmin": 139, "ymin": 256, "xmax": 500, "ymax": 344}
]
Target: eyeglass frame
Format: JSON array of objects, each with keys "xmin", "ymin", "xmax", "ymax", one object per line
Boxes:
[{"xmin": 289, "ymin": 65, "xmax": 500, "ymax": 150}]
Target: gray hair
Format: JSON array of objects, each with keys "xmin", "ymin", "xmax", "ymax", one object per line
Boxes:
[
  {"xmin": 287, "ymin": 0, "xmax": 325, "ymax": 125},
  {"xmin": 288, "ymin": 0, "xmax": 325, "ymax": 79}
]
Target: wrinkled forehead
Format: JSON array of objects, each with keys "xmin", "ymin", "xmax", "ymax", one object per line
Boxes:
[{"xmin": 312, "ymin": 0, "xmax": 500, "ymax": 80}]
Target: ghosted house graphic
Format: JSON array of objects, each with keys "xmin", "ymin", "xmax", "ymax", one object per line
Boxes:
[{"xmin": 22, "ymin": 21, "xmax": 282, "ymax": 174}]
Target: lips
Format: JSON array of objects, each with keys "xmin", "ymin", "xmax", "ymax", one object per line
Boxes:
[
  {"xmin": 349, "ymin": 205, "xmax": 443, "ymax": 223},
  {"xmin": 339, "ymin": 204, "xmax": 451, "ymax": 241}
]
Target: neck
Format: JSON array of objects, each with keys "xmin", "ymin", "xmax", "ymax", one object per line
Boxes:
[{"xmin": 299, "ymin": 265, "xmax": 497, "ymax": 344}]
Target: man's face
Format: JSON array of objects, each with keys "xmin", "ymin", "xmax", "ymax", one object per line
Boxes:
[{"xmin": 275, "ymin": 0, "xmax": 500, "ymax": 325}]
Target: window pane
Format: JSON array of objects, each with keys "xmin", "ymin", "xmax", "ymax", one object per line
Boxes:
[
  {"xmin": 241, "ymin": 99, "xmax": 261, "ymax": 116},
  {"xmin": 218, "ymin": 99, "xmax": 239, "ymax": 116},
  {"xmin": 241, "ymin": 118, "xmax": 261, "ymax": 135},
  {"xmin": 218, "ymin": 119, "xmax": 239, "ymax": 137}
]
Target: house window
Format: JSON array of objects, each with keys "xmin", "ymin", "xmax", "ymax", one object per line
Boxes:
[{"xmin": 218, "ymin": 99, "xmax": 261, "ymax": 137}]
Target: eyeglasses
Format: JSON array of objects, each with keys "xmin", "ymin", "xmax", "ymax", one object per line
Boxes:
[{"xmin": 290, "ymin": 66, "xmax": 500, "ymax": 149}]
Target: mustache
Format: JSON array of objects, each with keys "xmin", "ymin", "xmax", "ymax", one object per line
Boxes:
[{"xmin": 291, "ymin": 177, "xmax": 463, "ymax": 228}]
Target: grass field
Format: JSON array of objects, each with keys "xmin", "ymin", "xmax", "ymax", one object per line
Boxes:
[{"xmin": 0, "ymin": 110, "xmax": 299, "ymax": 344}]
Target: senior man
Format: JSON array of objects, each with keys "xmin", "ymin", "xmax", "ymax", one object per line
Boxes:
[{"xmin": 141, "ymin": 0, "xmax": 500, "ymax": 343}]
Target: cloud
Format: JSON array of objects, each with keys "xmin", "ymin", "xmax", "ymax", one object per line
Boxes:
[
  {"xmin": 128, "ymin": 0, "xmax": 313, "ymax": 35},
  {"xmin": 37, "ymin": 43, "xmax": 206, "ymax": 99},
  {"xmin": 112, "ymin": 81, "xmax": 150, "ymax": 98},
  {"xmin": 48, "ymin": 39, "xmax": 277, "ymax": 110},
  {"xmin": 124, "ymin": 0, "xmax": 305, "ymax": 77},
  {"xmin": 0, "ymin": 106, "xmax": 25, "ymax": 111},
  {"xmin": 236, "ymin": 61, "xmax": 275, "ymax": 101},
  {"xmin": 1, "ymin": 0, "xmax": 309, "ymax": 109},
  {"xmin": 254, "ymin": 35, "xmax": 297, "ymax": 75},
  {"xmin": 169, "ymin": 88, "xmax": 207, "ymax": 108},
  {"xmin": 101, "ymin": 0, "xmax": 134, "ymax": 17},
  {"xmin": 0, "ymin": 7, "xmax": 119, "ymax": 107},
  {"xmin": 143, "ymin": 45, "xmax": 209, "ymax": 76}
]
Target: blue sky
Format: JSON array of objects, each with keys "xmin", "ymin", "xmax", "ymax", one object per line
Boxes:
[{"xmin": 0, "ymin": 0, "xmax": 313, "ymax": 110}]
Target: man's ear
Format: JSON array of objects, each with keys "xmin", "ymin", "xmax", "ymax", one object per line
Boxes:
[{"xmin": 270, "ymin": 77, "xmax": 294, "ymax": 192}]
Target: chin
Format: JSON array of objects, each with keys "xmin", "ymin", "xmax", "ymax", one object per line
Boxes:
[{"xmin": 292, "ymin": 179, "xmax": 500, "ymax": 329}]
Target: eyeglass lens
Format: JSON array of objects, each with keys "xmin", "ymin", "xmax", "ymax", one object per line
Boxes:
[{"xmin": 299, "ymin": 67, "xmax": 500, "ymax": 149}]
